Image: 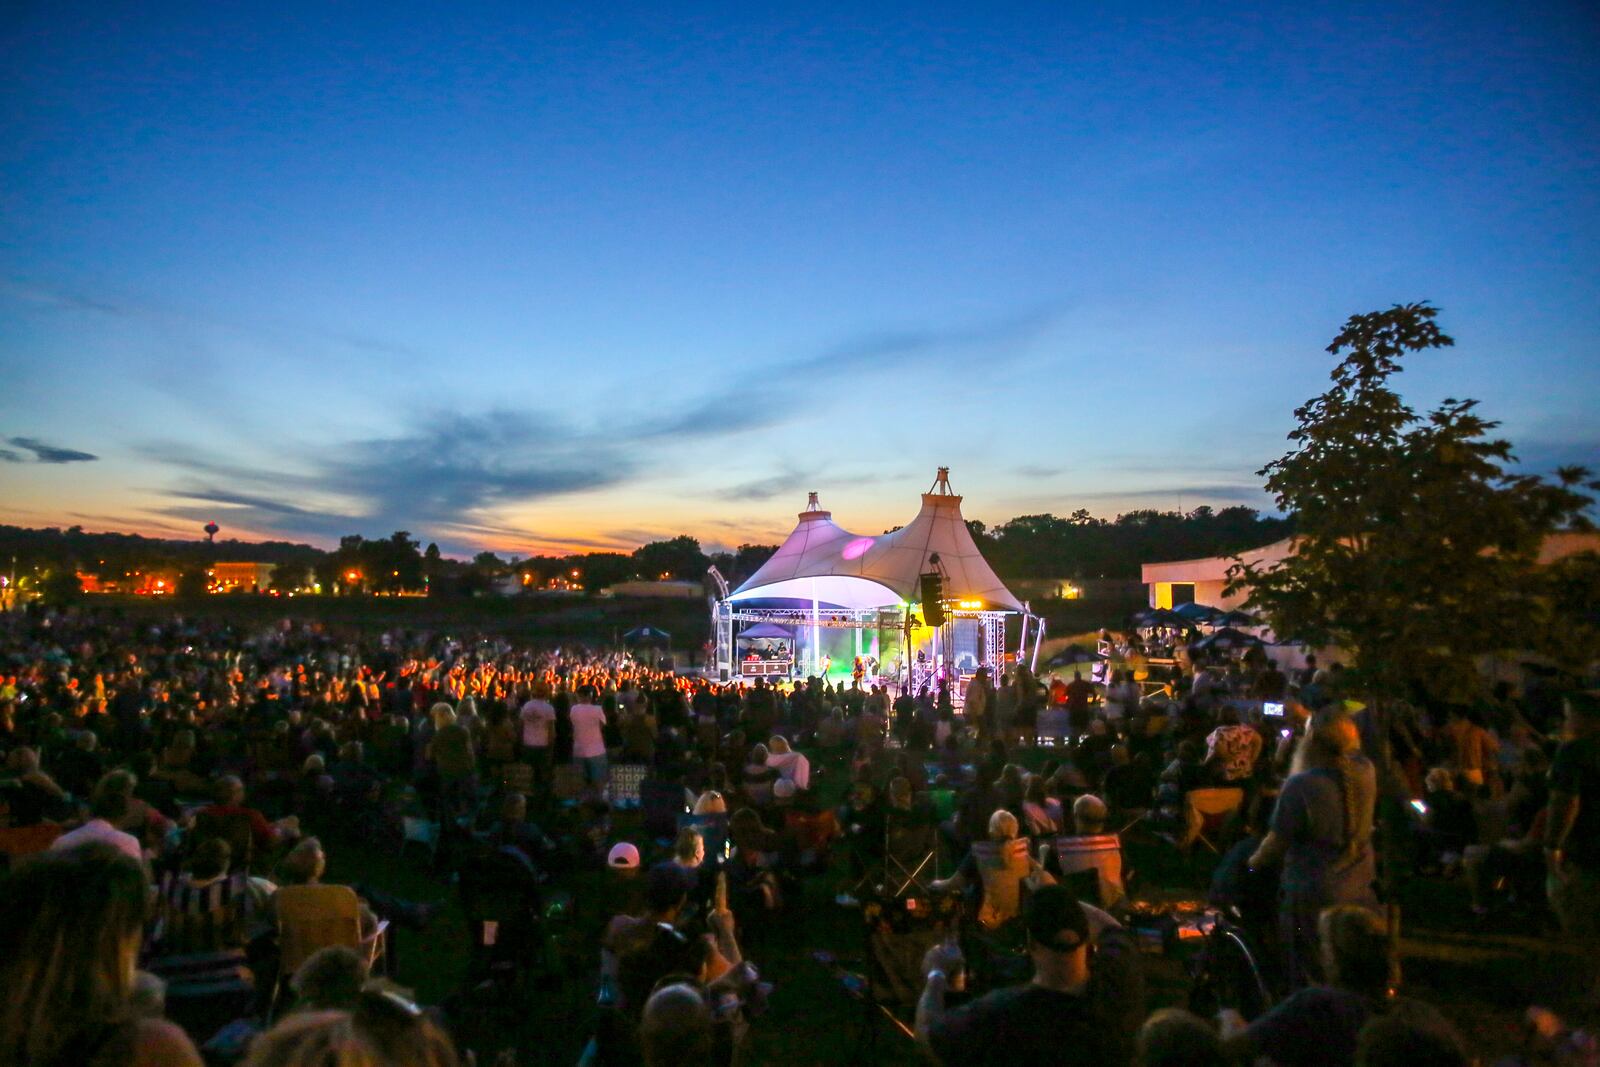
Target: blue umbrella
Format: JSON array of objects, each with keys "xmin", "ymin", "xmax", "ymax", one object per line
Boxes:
[{"xmin": 1171, "ymin": 602, "xmax": 1223, "ymax": 623}]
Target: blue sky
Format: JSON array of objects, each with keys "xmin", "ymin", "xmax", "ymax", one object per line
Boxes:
[{"xmin": 3, "ymin": 1, "xmax": 1597, "ymax": 555}]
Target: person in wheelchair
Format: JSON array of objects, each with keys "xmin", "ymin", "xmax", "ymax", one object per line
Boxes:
[
  {"xmin": 915, "ymin": 884, "xmax": 1142, "ymax": 1066},
  {"xmin": 932, "ymin": 809, "xmax": 1054, "ymax": 931}
]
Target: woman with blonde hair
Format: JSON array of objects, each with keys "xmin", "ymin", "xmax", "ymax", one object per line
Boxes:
[
  {"xmin": 425, "ymin": 703, "xmax": 476, "ymax": 819},
  {"xmin": 1249, "ymin": 707, "xmax": 1379, "ymax": 986},
  {"xmin": 0, "ymin": 844, "xmax": 202, "ymax": 1066},
  {"xmin": 932, "ymin": 808, "xmax": 1055, "ymax": 929}
]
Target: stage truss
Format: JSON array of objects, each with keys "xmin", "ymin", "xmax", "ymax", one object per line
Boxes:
[{"xmin": 712, "ymin": 598, "xmax": 1042, "ymax": 699}]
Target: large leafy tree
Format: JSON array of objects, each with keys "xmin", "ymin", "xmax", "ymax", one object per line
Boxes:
[
  {"xmin": 632, "ymin": 536, "xmax": 709, "ymax": 582},
  {"xmin": 1231, "ymin": 303, "xmax": 1598, "ymax": 705}
]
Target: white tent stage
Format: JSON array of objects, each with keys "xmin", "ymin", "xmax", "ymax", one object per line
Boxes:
[{"xmin": 709, "ymin": 469, "xmax": 1044, "ymax": 695}]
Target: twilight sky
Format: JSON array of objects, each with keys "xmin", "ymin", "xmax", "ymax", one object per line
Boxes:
[{"xmin": 3, "ymin": 2, "xmax": 1598, "ymax": 557}]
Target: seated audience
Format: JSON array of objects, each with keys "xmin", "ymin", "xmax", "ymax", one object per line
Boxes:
[
  {"xmin": 51, "ymin": 787, "xmax": 146, "ymax": 866},
  {"xmin": 933, "ymin": 809, "xmax": 1055, "ymax": 930}
]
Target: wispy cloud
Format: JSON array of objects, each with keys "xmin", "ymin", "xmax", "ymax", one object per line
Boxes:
[
  {"xmin": 4, "ymin": 436, "xmax": 99, "ymax": 463},
  {"xmin": 0, "ymin": 280, "xmax": 129, "ymax": 317},
  {"xmin": 716, "ymin": 471, "xmax": 814, "ymax": 502},
  {"xmin": 143, "ymin": 410, "xmax": 641, "ymax": 548}
]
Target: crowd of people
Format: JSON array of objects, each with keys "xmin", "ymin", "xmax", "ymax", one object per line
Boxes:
[{"xmin": 0, "ymin": 601, "xmax": 1596, "ymax": 1066}]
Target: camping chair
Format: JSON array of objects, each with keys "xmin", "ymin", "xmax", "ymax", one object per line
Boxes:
[
  {"xmin": 1048, "ymin": 833, "xmax": 1126, "ymax": 910},
  {"xmin": 271, "ymin": 884, "xmax": 387, "ymax": 1016},
  {"xmin": 1182, "ymin": 788, "xmax": 1245, "ymax": 853},
  {"xmin": 607, "ymin": 763, "xmax": 648, "ymax": 809},
  {"xmin": 884, "ymin": 817, "xmax": 940, "ymax": 898}
]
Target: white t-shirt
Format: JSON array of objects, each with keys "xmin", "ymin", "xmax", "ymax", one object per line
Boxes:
[
  {"xmin": 570, "ymin": 703, "xmax": 608, "ymax": 759},
  {"xmin": 520, "ymin": 699, "xmax": 556, "ymax": 748}
]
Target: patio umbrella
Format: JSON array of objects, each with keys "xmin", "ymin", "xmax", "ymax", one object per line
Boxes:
[
  {"xmin": 1171, "ymin": 602, "xmax": 1223, "ymax": 623},
  {"xmin": 1045, "ymin": 644, "xmax": 1106, "ymax": 668},
  {"xmin": 1215, "ymin": 609, "xmax": 1259, "ymax": 628},
  {"xmin": 1133, "ymin": 608, "xmax": 1189, "ymax": 628},
  {"xmin": 622, "ymin": 625, "xmax": 672, "ymax": 642},
  {"xmin": 1194, "ymin": 627, "xmax": 1262, "ymax": 651}
]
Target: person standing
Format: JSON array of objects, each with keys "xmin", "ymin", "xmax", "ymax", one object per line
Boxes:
[
  {"xmin": 1545, "ymin": 691, "xmax": 1600, "ymax": 1003},
  {"xmin": 1248, "ymin": 707, "xmax": 1379, "ymax": 988},
  {"xmin": 520, "ymin": 683, "xmax": 557, "ymax": 807},
  {"xmin": 1065, "ymin": 671, "xmax": 1096, "ymax": 738},
  {"xmin": 571, "ymin": 685, "xmax": 610, "ymax": 797}
]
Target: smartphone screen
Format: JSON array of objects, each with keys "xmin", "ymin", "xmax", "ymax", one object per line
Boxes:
[{"xmin": 1263, "ymin": 701, "xmax": 1285, "ymax": 717}]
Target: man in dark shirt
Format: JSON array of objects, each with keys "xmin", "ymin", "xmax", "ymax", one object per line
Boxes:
[
  {"xmin": 1065, "ymin": 671, "xmax": 1096, "ymax": 737},
  {"xmin": 1545, "ymin": 691, "xmax": 1600, "ymax": 1000},
  {"xmin": 917, "ymin": 885, "xmax": 1143, "ymax": 1066}
]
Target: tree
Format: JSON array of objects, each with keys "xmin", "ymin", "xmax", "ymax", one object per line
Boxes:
[
  {"xmin": 1230, "ymin": 302, "xmax": 1598, "ymax": 706},
  {"xmin": 38, "ymin": 567, "xmax": 83, "ymax": 606},
  {"xmin": 175, "ymin": 567, "xmax": 209, "ymax": 600},
  {"xmin": 270, "ymin": 560, "xmax": 313, "ymax": 591},
  {"xmin": 632, "ymin": 536, "xmax": 708, "ymax": 581}
]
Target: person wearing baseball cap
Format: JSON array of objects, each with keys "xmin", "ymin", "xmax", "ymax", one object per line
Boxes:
[
  {"xmin": 607, "ymin": 842, "xmax": 641, "ymax": 871},
  {"xmin": 916, "ymin": 884, "xmax": 1142, "ymax": 1065}
]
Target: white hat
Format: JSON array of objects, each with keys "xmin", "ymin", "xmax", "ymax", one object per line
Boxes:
[{"xmin": 607, "ymin": 842, "xmax": 640, "ymax": 869}]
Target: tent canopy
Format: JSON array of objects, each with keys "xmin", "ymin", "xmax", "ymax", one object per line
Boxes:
[
  {"xmin": 727, "ymin": 473, "xmax": 1024, "ymax": 613},
  {"xmin": 623, "ymin": 626, "xmax": 671, "ymax": 641},
  {"xmin": 738, "ymin": 622, "xmax": 794, "ymax": 639}
]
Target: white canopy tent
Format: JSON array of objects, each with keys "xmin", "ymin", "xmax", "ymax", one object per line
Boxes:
[{"xmin": 713, "ymin": 469, "xmax": 1042, "ymax": 689}]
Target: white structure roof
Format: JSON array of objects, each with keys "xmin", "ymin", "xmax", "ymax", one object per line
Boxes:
[{"xmin": 728, "ymin": 471, "xmax": 1025, "ymax": 612}]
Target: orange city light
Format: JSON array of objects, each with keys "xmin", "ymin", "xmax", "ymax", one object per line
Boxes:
[{"xmin": 346, "ymin": 570, "xmax": 360, "ymax": 582}]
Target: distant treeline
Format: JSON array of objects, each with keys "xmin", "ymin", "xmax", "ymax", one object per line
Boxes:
[
  {"xmin": 2, "ymin": 505, "xmax": 1291, "ymax": 596},
  {"xmin": 971, "ymin": 506, "xmax": 1294, "ymax": 580}
]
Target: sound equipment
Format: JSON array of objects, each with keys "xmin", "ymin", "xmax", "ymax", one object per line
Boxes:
[{"xmin": 919, "ymin": 573, "xmax": 945, "ymax": 627}]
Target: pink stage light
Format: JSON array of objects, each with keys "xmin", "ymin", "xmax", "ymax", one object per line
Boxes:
[{"xmin": 841, "ymin": 537, "xmax": 874, "ymax": 560}]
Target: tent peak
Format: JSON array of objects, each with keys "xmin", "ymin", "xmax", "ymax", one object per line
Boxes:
[
  {"xmin": 800, "ymin": 490, "xmax": 831, "ymax": 519},
  {"xmin": 928, "ymin": 467, "xmax": 956, "ymax": 496}
]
